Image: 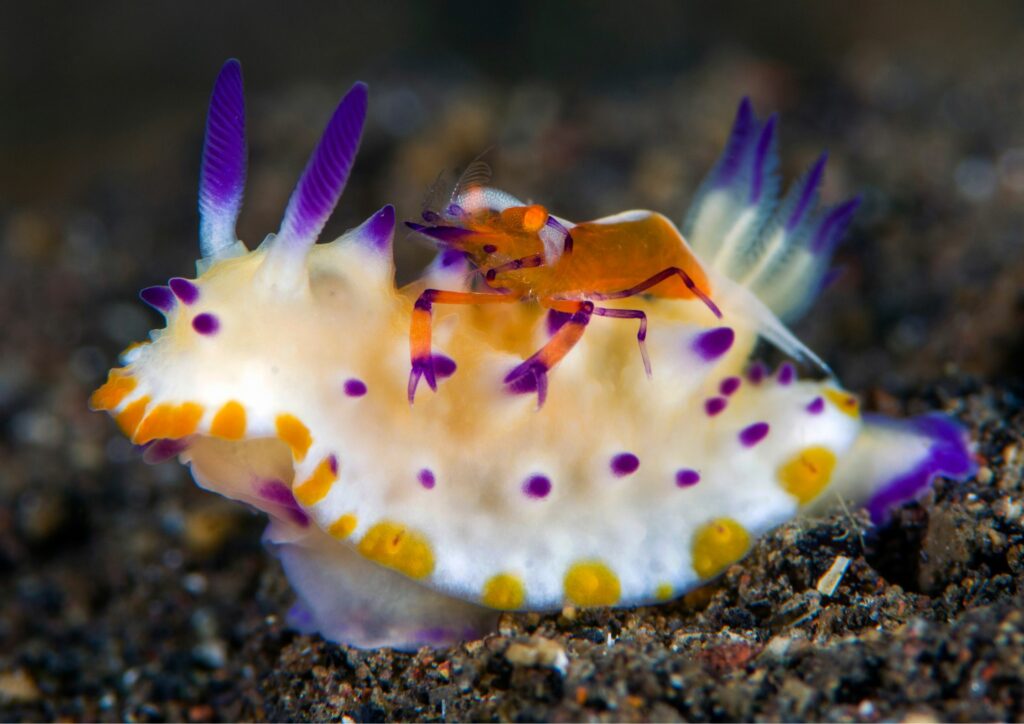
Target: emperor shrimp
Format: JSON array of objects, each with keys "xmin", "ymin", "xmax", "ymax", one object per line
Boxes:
[{"xmin": 90, "ymin": 61, "xmax": 973, "ymax": 650}]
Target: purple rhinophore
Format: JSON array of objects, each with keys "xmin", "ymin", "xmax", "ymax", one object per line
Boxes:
[
  {"xmin": 749, "ymin": 115, "xmax": 777, "ymax": 204},
  {"xmin": 747, "ymin": 361, "xmax": 767, "ymax": 384},
  {"xmin": 810, "ymin": 196, "xmax": 862, "ymax": 254},
  {"xmin": 546, "ymin": 309, "xmax": 573, "ymax": 336},
  {"xmin": 140, "ymin": 286, "xmax": 175, "ymax": 312},
  {"xmin": 720, "ymin": 376, "xmax": 741, "ymax": 396},
  {"xmin": 693, "ymin": 326, "xmax": 735, "ymax": 361},
  {"xmin": 806, "ymin": 396, "xmax": 825, "ymax": 414},
  {"xmin": 278, "ymin": 82, "xmax": 367, "ymax": 246},
  {"xmin": 675, "ymin": 469, "xmax": 701, "ymax": 487},
  {"xmin": 786, "ymin": 153, "xmax": 827, "ymax": 231},
  {"xmin": 362, "ymin": 205, "xmax": 395, "ymax": 252},
  {"xmin": 523, "ymin": 474, "xmax": 552, "ymax": 499},
  {"xmin": 343, "ymin": 378, "xmax": 367, "ymax": 397},
  {"xmin": 714, "ymin": 97, "xmax": 756, "ymax": 186},
  {"xmin": 326, "ymin": 454, "xmax": 338, "ymax": 475},
  {"xmin": 199, "ymin": 59, "xmax": 246, "ymax": 253},
  {"xmin": 417, "ymin": 468, "xmax": 436, "ymax": 490},
  {"xmin": 705, "ymin": 397, "xmax": 727, "ymax": 416},
  {"xmin": 610, "ymin": 453, "xmax": 640, "ymax": 477},
  {"xmin": 404, "ymin": 221, "xmax": 474, "ymax": 244},
  {"xmin": 777, "ymin": 362, "xmax": 796, "ymax": 385},
  {"xmin": 142, "ymin": 437, "xmax": 190, "ymax": 464},
  {"xmin": 864, "ymin": 413, "xmax": 974, "ymax": 523},
  {"xmin": 739, "ymin": 422, "xmax": 770, "ymax": 447},
  {"xmin": 258, "ymin": 479, "xmax": 310, "ymax": 527},
  {"xmin": 192, "ymin": 313, "xmax": 220, "ymax": 335},
  {"xmin": 168, "ymin": 278, "xmax": 199, "ymax": 304}
]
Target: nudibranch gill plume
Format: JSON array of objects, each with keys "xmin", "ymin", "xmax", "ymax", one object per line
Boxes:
[{"xmin": 90, "ymin": 60, "xmax": 974, "ymax": 650}]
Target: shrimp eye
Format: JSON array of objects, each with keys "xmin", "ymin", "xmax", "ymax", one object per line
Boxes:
[{"xmin": 522, "ymin": 204, "xmax": 548, "ymax": 233}]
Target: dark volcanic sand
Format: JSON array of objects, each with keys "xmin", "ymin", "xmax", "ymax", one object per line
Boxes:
[{"xmin": 3, "ymin": 29, "xmax": 1024, "ymax": 723}]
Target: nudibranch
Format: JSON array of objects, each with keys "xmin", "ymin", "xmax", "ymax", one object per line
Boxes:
[{"xmin": 91, "ymin": 60, "xmax": 974, "ymax": 650}]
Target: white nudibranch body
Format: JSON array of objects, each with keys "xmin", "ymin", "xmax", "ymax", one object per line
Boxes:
[{"xmin": 91, "ymin": 61, "xmax": 974, "ymax": 650}]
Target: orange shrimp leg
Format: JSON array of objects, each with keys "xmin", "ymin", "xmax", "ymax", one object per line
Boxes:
[
  {"xmin": 409, "ymin": 289, "xmax": 520, "ymax": 402},
  {"xmin": 592, "ymin": 267, "xmax": 723, "ymax": 319},
  {"xmin": 504, "ymin": 301, "xmax": 594, "ymax": 407},
  {"xmin": 593, "ymin": 307, "xmax": 652, "ymax": 377}
]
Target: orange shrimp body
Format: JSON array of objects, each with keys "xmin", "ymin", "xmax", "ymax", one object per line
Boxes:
[{"xmin": 406, "ymin": 192, "xmax": 720, "ymax": 404}]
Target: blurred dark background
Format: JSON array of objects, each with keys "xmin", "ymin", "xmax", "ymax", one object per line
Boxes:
[{"xmin": 2, "ymin": 2, "xmax": 1024, "ymax": 719}]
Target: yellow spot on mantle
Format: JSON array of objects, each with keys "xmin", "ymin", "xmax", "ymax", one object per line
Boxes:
[
  {"xmin": 778, "ymin": 446, "xmax": 837, "ymax": 504},
  {"xmin": 358, "ymin": 521, "xmax": 435, "ymax": 579},
  {"xmin": 482, "ymin": 573, "xmax": 526, "ymax": 610},
  {"xmin": 691, "ymin": 518, "xmax": 751, "ymax": 580},
  {"xmin": 824, "ymin": 388, "xmax": 860, "ymax": 418},
  {"xmin": 564, "ymin": 561, "xmax": 621, "ymax": 607},
  {"xmin": 115, "ymin": 396, "xmax": 150, "ymax": 437},
  {"xmin": 210, "ymin": 401, "xmax": 247, "ymax": 440},
  {"xmin": 294, "ymin": 456, "xmax": 338, "ymax": 507},
  {"xmin": 133, "ymin": 402, "xmax": 204, "ymax": 444},
  {"xmin": 328, "ymin": 513, "xmax": 358, "ymax": 539},
  {"xmin": 276, "ymin": 414, "xmax": 311, "ymax": 461},
  {"xmin": 654, "ymin": 582, "xmax": 674, "ymax": 601},
  {"xmin": 89, "ymin": 370, "xmax": 137, "ymax": 411}
]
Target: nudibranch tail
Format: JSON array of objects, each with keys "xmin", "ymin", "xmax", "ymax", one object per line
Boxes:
[
  {"xmin": 684, "ymin": 98, "xmax": 859, "ymax": 324},
  {"xmin": 198, "ymin": 58, "xmax": 247, "ymax": 261}
]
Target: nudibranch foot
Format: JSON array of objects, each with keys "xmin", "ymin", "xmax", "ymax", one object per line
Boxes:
[{"xmin": 91, "ymin": 64, "xmax": 974, "ymax": 651}]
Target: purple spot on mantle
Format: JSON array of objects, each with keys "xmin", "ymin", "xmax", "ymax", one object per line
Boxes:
[
  {"xmin": 192, "ymin": 313, "xmax": 219, "ymax": 335},
  {"xmin": 739, "ymin": 422, "xmax": 770, "ymax": 447},
  {"xmin": 257, "ymin": 479, "xmax": 310, "ymax": 527},
  {"xmin": 692, "ymin": 327, "xmax": 735, "ymax": 361},
  {"xmin": 777, "ymin": 362, "xmax": 796, "ymax": 385},
  {"xmin": 610, "ymin": 453, "xmax": 640, "ymax": 477},
  {"xmin": 523, "ymin": 474, "xmax": 552, "ymax": 499},
  {"xmin": 747, "ymin": 361, "xmax": 767, "ymax": 384},
  {"xmin": 720, "ymin": 376, "xmax": 741, "ymax": 396},
  {"xmin": 546, "ymin": 309, "xmax": 573, "ymax": 336},
  {"xmin": 705, "ymin": 397, "xmax": 727, "ymax": 416},
  {"xmin": 417, "ymin": 468, "xmax": 436, "ymax": 490},
  {"xmin": 326, "ymin": 454, "xmax": 338, "ymax": 475},
  {"xmin": 675, "ymin": 469, "xmax": 701, "ymax": 487},
  {"xmin": 806, "ymin": 397, "xmax": 825, "ymax": 414},
  {"xmin": 140, "ymin": 286, "xmax": 175, "ymax": 312},
  {"xmin": 169, "ymin": 278, "xmax": 199, "ymax": 304},
  {"xmin": 344, "ymin": 378, "xmax": 367, "ymax": 397},
  {"xmin": 363, "ymin": 204, "xmax": 395, "ymax": 251}
]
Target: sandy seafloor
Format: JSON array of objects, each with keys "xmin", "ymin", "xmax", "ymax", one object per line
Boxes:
[{"xmin": 3, "ymin": 13, "xmax": 1024, "ymax": 723}]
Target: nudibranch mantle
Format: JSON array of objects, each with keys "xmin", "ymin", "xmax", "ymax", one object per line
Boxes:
[{"xmin": 91, "ymin": 61, "xmax": 973, "ymax": 650}]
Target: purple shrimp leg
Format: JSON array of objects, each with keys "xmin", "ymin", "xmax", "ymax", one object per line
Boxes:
[{"xmin": 593, "ymin": 307, "xmax": 652, "ymax": 377}]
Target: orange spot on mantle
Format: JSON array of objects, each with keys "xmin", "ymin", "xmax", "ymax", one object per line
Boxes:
[
  {"xmin": 133, "ymin": 402, "xmax": 204, "ymax": 444},
  {"xmin": 294, "ymin": 456, "xmax": 338, "ymax": 506},
  {"xmin": 89, "ymin": 370, "xmax": 137, "ymax": 411},
  {"xmin": 276, "ymin": 414, "xmax": 312, "ymax": 461},
  {"xmin": 115, "ymin": 396, "xmax": 150, "ymax": 437},
  {"xmin": 210, "ymin": 401, "xmax": 247, "ymax": 440}
]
